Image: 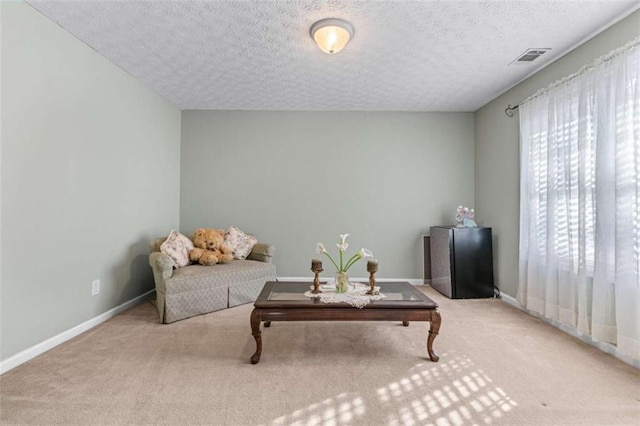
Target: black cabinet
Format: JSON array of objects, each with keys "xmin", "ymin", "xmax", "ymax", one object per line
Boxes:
[
  {"xmin": 422, "ymin": 235, "xmax": 431, "ymax": 283},
  {"xmin": 430, "ymin": 226, "xmax": 495, "ymax": 299}
]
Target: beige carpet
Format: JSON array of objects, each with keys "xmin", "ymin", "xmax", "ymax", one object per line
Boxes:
[{"xmin": 1, "ymin": 286, "xmax": 638, "ymax": 425}]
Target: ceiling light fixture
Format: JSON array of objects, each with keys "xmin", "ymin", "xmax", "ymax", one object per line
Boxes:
[{"xmin": 310, "ymin": 18, "xmax": 354, "ymax": 54}]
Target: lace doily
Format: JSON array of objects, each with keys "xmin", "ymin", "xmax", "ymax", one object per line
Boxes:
[{"xmin": 304, "ymin": 282, "xmax": 386, "ymax": 309}]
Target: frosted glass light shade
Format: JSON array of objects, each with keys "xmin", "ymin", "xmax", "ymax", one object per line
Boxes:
[{"xmin": 310, "ymin": 18, "xmax": 354, "ymax": 54}]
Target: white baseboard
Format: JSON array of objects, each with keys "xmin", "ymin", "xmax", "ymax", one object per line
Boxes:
[
  {"xmin": 0, "ymin": 290, "xmax": 155, "ymax": 375},
  {"xmin": 277, "ymin": 277, "xmax": 425, "ymax": 286},
  {"xmin": 499, "ymin": 291, "xmax": 639, "ymax": 369},
  {"xmin": 499, "ymin": 291, "xmax": 521, "ymax": 308}
]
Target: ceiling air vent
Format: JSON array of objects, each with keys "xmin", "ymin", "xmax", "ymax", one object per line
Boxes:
[{"xmin": 510, "ymin": 48, "xmax": 551, "ymax": 65}]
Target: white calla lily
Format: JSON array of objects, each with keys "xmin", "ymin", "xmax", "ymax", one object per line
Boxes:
[
  {"xmin": 315, "ymin": 233, "xmax": 374, "ymax": 273},
  {"xmin": 337, "ymin": 242, "xmax": 349, "ymax": 252},
  {"xmin": 359, "ymin": 248, "xmax": 373, "ymax": 259}
]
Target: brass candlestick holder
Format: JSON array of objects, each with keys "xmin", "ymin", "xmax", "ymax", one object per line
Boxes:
[
  {"xmin": 366, "ymin": 259, "xmax": 378, "ymax": 295},
  {"xmin": 311, "ymin": 259, "xmax": 323, "ymax": 294}
]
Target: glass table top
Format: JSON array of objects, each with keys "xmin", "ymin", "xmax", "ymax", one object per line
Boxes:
[{"xmin": 259, "ymin": 281, "xmax": 432, "ymax": 307}]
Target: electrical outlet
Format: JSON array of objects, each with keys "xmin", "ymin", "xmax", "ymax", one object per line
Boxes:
[{"xmin": 91, "ymin": 279, "xmax": 100, "ymax": 296}]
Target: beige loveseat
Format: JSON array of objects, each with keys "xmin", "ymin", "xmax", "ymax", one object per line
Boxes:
[{"xmin": 149, "ymin": 238, "xmax": 276, "ymax": 323}]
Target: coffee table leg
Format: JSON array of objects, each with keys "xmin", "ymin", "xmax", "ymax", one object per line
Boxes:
[
  {"xmin": 250, "ymin": 309, "xmax": 262, "ymax": 364},
  {"xmin": 402, "ymin": 321, "xmax": 409, "ymax": 327},
  {"xmin": 427, "ymin": 310, "xmax": 441, "ymax": 362},
  {"xmin": 264, "ymin": 321, "xmax": 271, "ymax": 328}
]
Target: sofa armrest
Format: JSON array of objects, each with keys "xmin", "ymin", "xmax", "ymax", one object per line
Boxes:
[
  {"xmin": 149, "ymin": 238, "xmax": 166, "ymax": 254},
  {"xmin": 149, "ymin": 252, "xmax": 175, "ymax": 280},
  {"xmin": 246, "ymin": 242, "xmax": 275, "ymax": 263}
]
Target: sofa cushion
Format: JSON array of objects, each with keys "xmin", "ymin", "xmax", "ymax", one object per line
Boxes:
[
  {"xmin": 160, "ymin": 230, "xmax": 194, "ymax": 268},
  {"xmin": 246, "ymin": 242, "xmax": 276, "ymax": 263},
  {"xmin": 224, "ymin": 226, "xmax": 258, "ymax": 260},
  {"xmin": 163, "ymin": 260, "xmax": 275, "ymax": 295}
]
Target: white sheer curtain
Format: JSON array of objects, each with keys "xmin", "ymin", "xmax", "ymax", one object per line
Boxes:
[{"xmin": 518, "ymin": 38, "xmax": 639, "ymax": 364}]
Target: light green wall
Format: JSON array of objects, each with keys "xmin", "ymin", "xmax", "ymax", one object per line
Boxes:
[
  {"xmin": 475, "ymin": 11, "xmax": 640, "ymax": 297},
  {"xmin": 181, "ymin": 111, "xmax": 475, "ymax": 279},
  {"xmin": 0, "ymin": 2, "xmax": 181, "ymax": 360}
]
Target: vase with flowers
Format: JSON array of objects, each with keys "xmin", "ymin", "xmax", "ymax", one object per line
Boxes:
[{"xmin": 316, "ymin": 233, "xmax": 373, "ymax": 293}]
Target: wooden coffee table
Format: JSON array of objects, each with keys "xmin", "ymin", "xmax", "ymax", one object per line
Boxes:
[{"xmin": 249, "ymin": 281, "xmax": 441, "ymax": 364}]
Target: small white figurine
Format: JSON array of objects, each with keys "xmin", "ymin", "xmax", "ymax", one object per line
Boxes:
[{"xmin": 455, "ymin": 205, "xmax": 477, "ymax": 228}]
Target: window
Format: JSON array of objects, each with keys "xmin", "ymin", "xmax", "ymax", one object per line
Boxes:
[{"xmin": 518, "ymin": 38, "xmax": 639, "ymax": 363}]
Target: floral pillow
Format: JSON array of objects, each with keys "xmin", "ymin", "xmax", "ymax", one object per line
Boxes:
[
  {"xmin": 160, "ymin": 230, "xmax": 194, "ymax": 268},
  {"xmin": 224, "ymin": 226, "xmax": 258, "ymax": 260}
]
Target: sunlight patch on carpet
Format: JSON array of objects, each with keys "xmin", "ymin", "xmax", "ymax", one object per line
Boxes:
[
  {"xmin": 262, "ymin": 354, "xmax": 517, "ymax": 426},
  {"xmin": 378, "ymin": 355, "xmax": 518, "ymax": 425},
  {"xmin": 268, "ymin": 393, "xmax": 367, "ymax": 425}
]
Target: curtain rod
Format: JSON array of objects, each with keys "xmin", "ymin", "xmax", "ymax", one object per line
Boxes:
[
  {"xmin": 505, "ymin": 36, "xmax": 640, "ymax": 118},
  {"xmin": 505, "ymin": 104, "xmax": 519, "ymax": 117},
  {"xmin": 504, "ymin": 36, "xmax": 639, "ymax": 119}
]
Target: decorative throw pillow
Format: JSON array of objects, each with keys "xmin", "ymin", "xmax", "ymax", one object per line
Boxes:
[
  {"xmin": 224, "ymin": 226, "xmax": 258, "ymax": 260},
  {"xmin": 160, "ymin": 230, "xmax": 194, "ymax": 268}
]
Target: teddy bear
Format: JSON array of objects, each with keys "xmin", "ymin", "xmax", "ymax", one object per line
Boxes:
[{"xmin": 188, "ymin": 228, "xmax": 234, "ymax": 266}]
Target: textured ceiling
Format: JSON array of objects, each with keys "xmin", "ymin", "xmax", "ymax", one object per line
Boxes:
[{"xmin": 27, "ymin": 1, "xmax": 639, "ymax": 111}]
